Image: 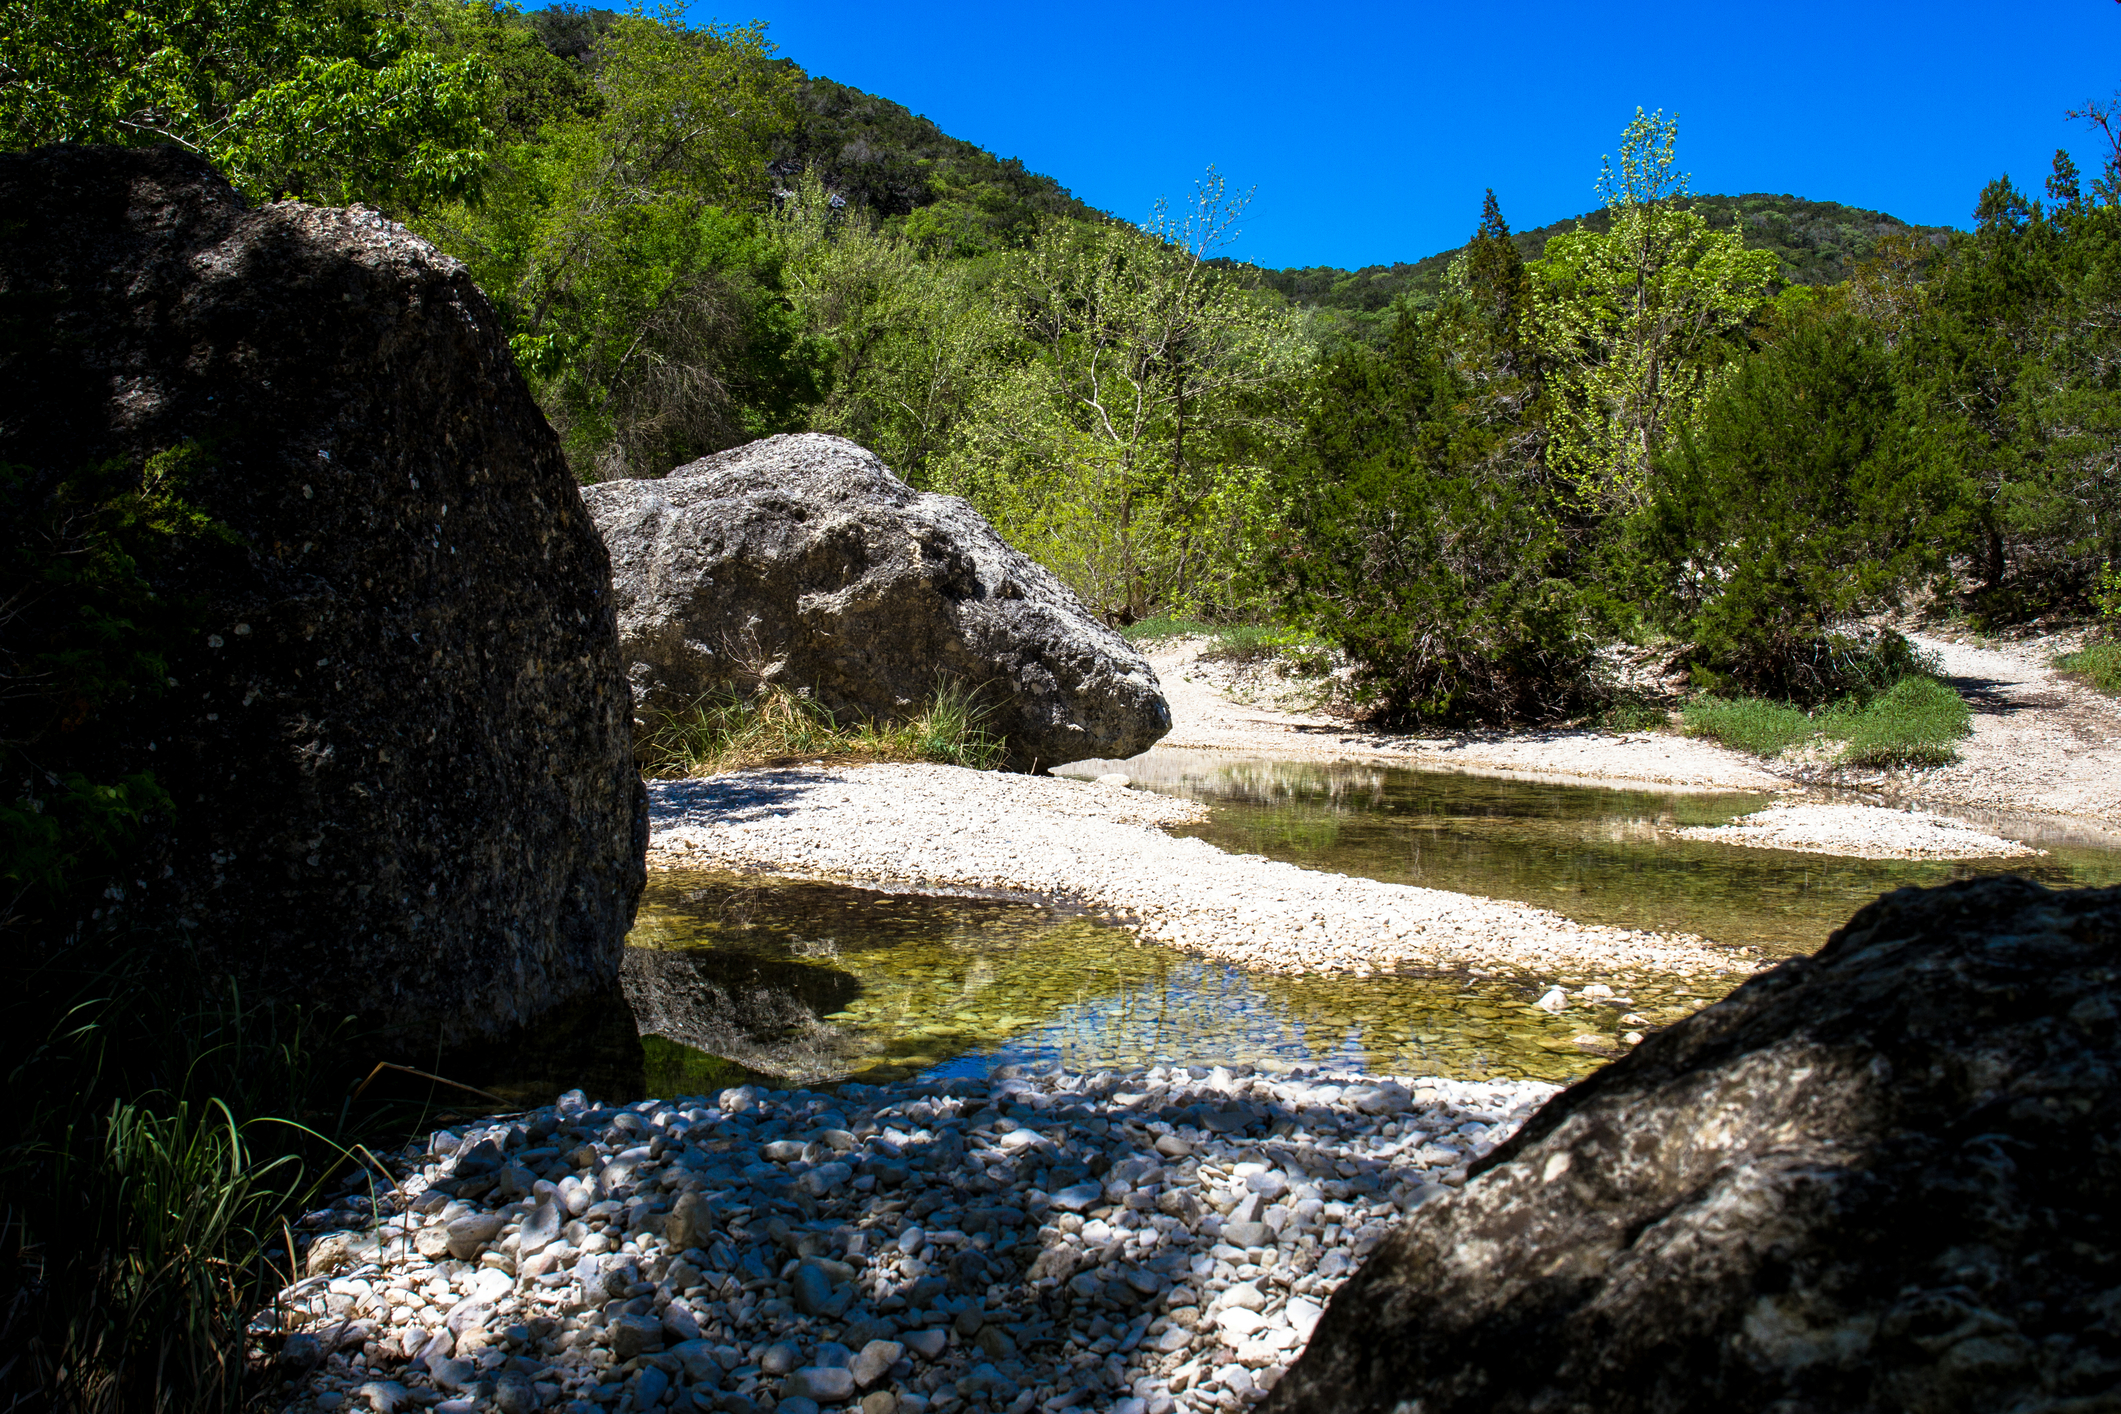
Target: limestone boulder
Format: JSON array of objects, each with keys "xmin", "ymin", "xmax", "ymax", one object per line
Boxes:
[
  {"xmin": 582, "ymin": 433, "xmax": 1170, "ymax": 771},
  {"xmin": 0, "ymin": 145, "xmax": 645, "ymax": 1039},
  {"xmin": 1268, "ymin": 876, "xmax": 2121, "ymax": 1414}
]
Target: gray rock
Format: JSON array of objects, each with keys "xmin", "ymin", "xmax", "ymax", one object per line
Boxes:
[
  {"xmin": 493, "ymin": 1371, "xmax": 540, "ymax": 1414},
  {"xmin": 774, "ymin": 1400, "xmax": 820, "ymax": 1414},
  {"xmin": 429, "ymin": 1358, "xmax": 478, "ymax": 1393},
  {"xmin": 1050, "ymin": 1181, "xmax": 1105, "ymax": 1214},
  {"xmin": 1224, "ymin": 1221, "xmax": 1273, "ymax": 1248},
  {"xmin": 903, "ymin": 1329, "xmax": 948, "ymax": 1360},
  {"xmin": 443, "ymin": 1300, "xmax": 494, "ymax": 1337},
  {"xmin": 1266, "ymin": 877, "xmax": 2121, "ymax": 1414},
  {"xmin": 583, "ymin": 433, "xmax": 1171, "ymax": 771},
  {"xmin": 608, "ymin": 1311, "xmax": 664, "ymax": 1361},
  {"xmin": 631, "ymin": 1366, "xmax": 670, "ymax": 1411},
  {"xmin": 667, "ymin": 1338, "xmax": 724, "ymax": 1384},
  {"xmin": 784, "ymin": 1367, "xmax": 856, "ymax": 1402},
  {"xmin": 662, "ymin": 1300, "xmax": 703, "ymax": 1343},
  {"xmin": 760, "ymin": 1342, "xmax": 802, "ymax": 1375},
  {"xmin": 518, "ymin": 1200, "xmax": 561, "ymax": 1256},
  {"xmin": 954, "ymin": 1364, "xmax": 1019, "ymax": 1402},
  {"xmin": 665, "ymin": 1190, "xmax": 711, "ymax": 1250},
  {"xmin": 445, "ymin": 1212, "xmax": 506, "ymax": 1261},
  {"xmin": 352, "ymin": 1382, "xmax": 413, "ymax": 1414},
  {"xmin": 0, "ymin": 144, "xmax": 644, "ymax": 1040},
  {"xmin": 797, "ymin": 1161, "xmax": 852, "ymax": 1197},
  {"xmin": 791, "ymin": 1264, "xmax": 837, "ymax": 1317},
  {"xmin": 850, "ymin": 1340, "xmax": 903, "ymax": 1389},
  {"xmin": 280, "ymin": 1331, "xmax": 326, "ymax": 1372}
]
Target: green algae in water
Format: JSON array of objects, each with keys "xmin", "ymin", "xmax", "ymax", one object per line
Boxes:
[
  {"xmin": 625, "ymin": 870, "xmax": 1676, "ymax": 1088},
  {"xmin": 1100, "ymin": 756, "xmax": 2121, "ymax": 956}
]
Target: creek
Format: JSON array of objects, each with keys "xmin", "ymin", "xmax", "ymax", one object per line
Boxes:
[{"xmin": 563, "ymin": 754, "xmax": 2121, "ymax": 1106}]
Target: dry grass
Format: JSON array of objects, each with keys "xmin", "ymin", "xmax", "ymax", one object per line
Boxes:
[{"xmin": 637, "ymin": 680, "xmax": 1008, "ymax": 777}]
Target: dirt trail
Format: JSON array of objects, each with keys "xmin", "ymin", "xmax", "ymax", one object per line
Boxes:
[{"xmin": 1899, "ymin": 631, "xmax": 2121, "ymax": 826}]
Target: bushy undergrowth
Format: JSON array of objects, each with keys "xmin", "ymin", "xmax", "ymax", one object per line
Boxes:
[
  {"xmin": 2056, "ymin": 639, "xmax": 2121, "ymax": 694},
  {"xmin": 637, "ymin": 681, "xmax": 1008, "ymax": 777},
  {"xmin": 1, "ymin": 943, "xmax": 351, "ymax": 1413},
  {"xmin": 1683, "ymin": 674, "xmax": 1972, "ymax": 767}
]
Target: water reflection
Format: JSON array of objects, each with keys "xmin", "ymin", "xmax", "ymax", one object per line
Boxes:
[
  {"xmin": 620, "ymin": 871, "xmax": 1706, "ymax": 1093},
  {"xmin": 1059, "ymin": 752, "xmax": 2121, "ymax": 956}
]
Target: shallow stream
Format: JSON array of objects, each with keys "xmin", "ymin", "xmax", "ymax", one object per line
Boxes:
[{"xmin": 478, "ymin": 754, "xmax": 2121, "ymax": 1108}]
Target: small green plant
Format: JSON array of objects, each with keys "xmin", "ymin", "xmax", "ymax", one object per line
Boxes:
[
  {"xmin": 2056, "ymin": 640, "xmax": 2121, "ymax": 694},
  {"xmin": 1828, "ymin": 675, "xmax": 1973, "ymax": 767},
  {"xmin": 1592, "ymin": 699, "xmax": 1669, "ymax": 733},
  {"xmin": 1679, "ymin": 696, "xmax": 1820, "ymax": 757},
  {"xmin": 1682, "ymin": 674, "xmax": 1971, "ymax": 767},
  {"xmin": 637, "ymin": 681, "xmax": 1008, "ymax": 777}
]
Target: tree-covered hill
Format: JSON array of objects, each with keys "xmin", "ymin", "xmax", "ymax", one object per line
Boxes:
[{"xmin": 1256, "ymin": 193, "xmax": 1957, "ymax": 325}]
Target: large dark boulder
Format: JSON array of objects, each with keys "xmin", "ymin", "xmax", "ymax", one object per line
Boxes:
[
  {"xmin": 0, "ymin": 145, "xmax": 645, "ymax": 1041},
  {"xmin": 1269, "ymin": 876, "xmax": 2121, "ymax": 1414},
  {"xmin": 581, "ymin": 433, "xmax": 1171, "ymax": 772}
]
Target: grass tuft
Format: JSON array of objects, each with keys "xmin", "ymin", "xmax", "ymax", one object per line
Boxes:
[
  {"xmin": 637, "ymin": 680, "xmax": 1008, "ymax": 777},
  {"xmin": 1682, "ymin": 674, "xmax": 1972, "ymax": 768},
  {"xmin": 2056, "ymin": 640, "xmax": 2121, "ymax": 695}
]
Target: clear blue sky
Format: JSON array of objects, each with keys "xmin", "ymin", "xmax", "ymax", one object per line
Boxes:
[{"xmin": 671, "ymin": 0, "xmax": 2119, "ymax": 271}]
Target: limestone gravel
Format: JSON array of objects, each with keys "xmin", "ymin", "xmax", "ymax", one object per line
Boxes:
[
  {"xmin": 273, "ymin": 1066, "xmax": 1558, "ymax": 1413},
  {"xmin": 1670, "ymin": 802, "xmax": 2044, "ymax": 860},
  {"xmin": 646, "ymin": 765, "xmax": 1759, "ymax": 983}
]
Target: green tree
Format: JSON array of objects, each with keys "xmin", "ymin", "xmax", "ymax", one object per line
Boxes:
[
  {"xmin": 1259, "ymin": 197, "xmax": 1605, "ymax": 723},
  {"xmin": 0, "ymin": 0, "xmax": 493, "ymax": 210},
  {"xmin": 936, "ymin": 172, "xmax": 1311, "ymax": 621},
  {"xmin": 418, "ymin": 10, "xmax": 814, "ymax": 478},
  {"xmin": 1641, "ymin": 311, "xmax": 1958, "ymax": 700},
  {"xmin": 1530, "ymin": 110, "xmax": 1779, "ymax": 509}
]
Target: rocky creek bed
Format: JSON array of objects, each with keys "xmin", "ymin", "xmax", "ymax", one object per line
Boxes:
[
  {"xmin": 648, "ymin": 766, "xmax": 1756, "ymax": 988},
  {"xmin": 276, "ymin": 1065, "xmax": 1553, "ymax": 1414}
]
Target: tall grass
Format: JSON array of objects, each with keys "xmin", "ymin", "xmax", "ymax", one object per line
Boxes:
[
  {"xmin": 2057, "ymin": 640, "xmax": 2121, "ymax": 695},
  {"xmin": 1682, "ymin": 674, "xmax": 1972, "ymax": 768},
  {"xmin": 637, "ymin": 679, "xmax": 1008, "ymax": 777},
  {"xmin": 1, "ymin": 945, "xmax": 344, "ymax": 1412}
]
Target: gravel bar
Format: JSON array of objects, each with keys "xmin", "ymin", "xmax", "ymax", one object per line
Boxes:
[
  {"xmin": 647, "ymin": 764, "xmax": 1759, "ymax": 984},
  {"xmin": 1671, "ymin": 802, "xmax": 2046, "ymax": 860},
  {"xmin": 274, "ymin": 1064, "xmax": 1558, "ymax": 1414}
]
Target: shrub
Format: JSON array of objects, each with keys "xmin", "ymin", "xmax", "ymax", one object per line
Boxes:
[{"xmin": 1639, "ymin": 312, "xmax": 1960, "ymax": 705}]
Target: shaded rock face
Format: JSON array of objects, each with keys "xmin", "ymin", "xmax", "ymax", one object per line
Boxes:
[
  {"xmin": 621, "ymin": 945, "xmax": 859, "ymax": 1082},
  {"xmin": 582, "ymin": 433, "xmax": 1171, "ymax": 771},
  {"xmin": 0, "ymin": 146, "xmax": 645, "ymax": 1041},
  {"xmin": 1268, "ymin": 876, "xmax": 2121, "ymax": 1414}
]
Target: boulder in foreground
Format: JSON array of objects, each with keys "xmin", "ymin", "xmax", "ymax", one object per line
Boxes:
[
  {"xmin": 582, "ymin": 433, "xmax": 1171, "ymax": 771},
  {"xmin": 0, "ymin": 145, "xmax": 645, "ymax": 1041},
  {"xmin": 1268, "ymin": 875, "xmax": 2121, "ymax": 1414}
]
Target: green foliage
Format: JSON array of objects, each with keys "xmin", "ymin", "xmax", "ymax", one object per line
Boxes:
[
  {"xmin": 1832, "ymin": 674, "xmax": 1972, "ymax": 767},
  {"xmin": 1256, "ymin": 194, "xmax": 1951, "ymax": 341},
  {"xmin": 637, "ymin": 681, "xmax": 1007, "ymax": 777},
  {"xmin": 0, "ymin": 942, "xmax": 344, "ymax": 1411},
  {"xmin": 931, "ymin": 172, "xmax": 1312, "ymax": 621},
  {"xmin": 417, "ymin": 10, "xmax": 817, "ymax": 478},
  {"xmin": 1528, "ymin": 110, "xmax": 1780, "ymax": 507},
  {"xmin": 0, "ymin": 0, "xmax": 493, "ymax": 209},
  {"xmin": 1, "ymin": 449, "xmax": 240, "ymax": 940},
  {"xmin": 2056, "ymin": 639, "xmax": 2121, "ymax": 694},
  {"xmin": 1258, "ymin": 194, "xmax": 1605, "ymax": 724},
  {"xmin": 1679, "ymin": 696, "xmax": 1819, "ymax": 757},
  {"xmin": 1639, "ymin": 312, "xmax": 1958, "ymax": 702},
  {"xmin": 1682, "ymin": 675, "xmax": 1971, "ymax": 766}
]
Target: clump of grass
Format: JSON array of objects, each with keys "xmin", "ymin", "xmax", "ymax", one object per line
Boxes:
[
  {"xmin": 1592, "ymin": 699, "xmax": 1671, "ymax": 733},
  {"xmin": 2, "ymin": 946, "xmax": 347, "ymax": 1412},
  {"xmin": 1680, "ymin": 696, "xmax": 1820, "ymax": 757},
  {"xmin": 1827, "ymin": 675, "xmax": 1973, "ymax": 767},
  {"xmin": 2057, "ymin": 640, "xmax": 2121, "ymax": 695},
  {"xmin": 638, "ymin": 680, "xmax": 1008, "ymax": 777},
  {"xmin": 1682, "ymin": 675, "xmax": 1972, "ymax": 767}
]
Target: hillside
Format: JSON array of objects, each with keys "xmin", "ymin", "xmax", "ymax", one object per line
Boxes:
[{"xmin": 1256, "ymin": 193, "xmax": 1957, "ymax": 325}]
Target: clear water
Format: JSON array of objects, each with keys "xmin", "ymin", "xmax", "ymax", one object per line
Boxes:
[
  {"xmin": 623, "ymin": 870, "xmax": 1689, "ymax": 1093},
  {"xmin": 515, "ymin": 753, "xmax": 2121, "ymax": 1107},
  {"xmin": 1084, "ymin": 754, "xmax": 2121, "ymax": 957}
]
